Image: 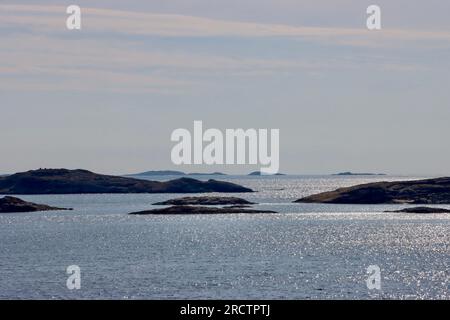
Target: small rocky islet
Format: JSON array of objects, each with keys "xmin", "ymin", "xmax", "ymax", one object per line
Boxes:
[
  {"xmin": 384, "ymin": 207, "xmax": 450, "ymax": 214},
  {"xmin": 131, "ymin": 195, "xmax": 276, "ymax": 215},
  {"xmin": 129, "ymin": 205, "xmax": 277, "ymax": 215},
  {"xmin": 153, "ymin": 196, "xmax": 255, "ymax": 206},
  {"xmin": 0, "ymin": 196, "xmax": 71, "ymax": 213}
]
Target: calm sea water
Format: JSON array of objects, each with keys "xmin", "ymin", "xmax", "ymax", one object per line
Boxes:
[{"xmin": 0, "ymin": 175, "xmax": 449, "ymax": 299}]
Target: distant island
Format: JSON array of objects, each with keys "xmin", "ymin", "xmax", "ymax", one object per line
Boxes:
[
  {"xmin": 129, "ymin": 170, "xmax": 226, "ymax": 176},
  {"xmin": 128, "ymin": 170, "xmax": 288, "ymax": 176},
  {"xmin": 248, "ymin": 171, "xmax": 285, "ymax": 176},
  {"xmin": 295, "ymin": 177, "xmax": 450, "ymax": 204},
  {"xmin": 130, "ymin": 170, "xmax": 185, "ymax": 176},
  {"xmin": 385, "ymin": 207, "xmax": 450, "ymax": 214},
  {"xmin": 333, "ymin": 172, "xmax": 386, "ymax": 176},
  {"xmin": 0, "ymin": 169, "xmax": 253, "ymax": 194},
  {"xmin": 188, "ymin": 172, "xmax": 226, "ymax": 176}
]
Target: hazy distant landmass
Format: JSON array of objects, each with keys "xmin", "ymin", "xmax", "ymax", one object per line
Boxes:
[
  {"xmin": 130, "ymin": 170, "xmax": 185, "ymax": 176},
  {"xmin": 188, "ymin": 172, "xmax": 226, "ymax": 176},
  {"xmin": 333, "ymin": 172, "xmax": 386, "ymax": 176},
  {"xmin": 130, "ymin": 170, "xmax": 226, "ymax": 176},
  {"xmin": 0, "ymin": 169, "xmax": 252, "ymax": 194},
  {"xmin": 130, "ymin": 170, "xmax": 291, "ymax": 176},
  {"xmin": 248, "ymin": 171, "xmax": 285, "ymax": 176}
]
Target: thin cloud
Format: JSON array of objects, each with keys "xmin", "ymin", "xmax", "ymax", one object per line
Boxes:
[
  {"xmin": 0, "ymin": 4, "xmax": 442, "ymax": 93},
  {"xmin": 2, "ymin": 4, "xmax": 450, "ymax": 41}
]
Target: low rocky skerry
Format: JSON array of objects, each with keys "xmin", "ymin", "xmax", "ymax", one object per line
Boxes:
[
  {"xmin": 0, "ymin": 196, "xmax": 71, "ymax": 213},
  {"xmin": 0, "ymin": 169, "xmax": 253, "ymax": 194},
  {"xmin": 153, "ymin": 196, "xmax": 255, "ymax": 206},
  {"xmin": 129, "ymin": 205, "xmax": 276, "ymax": 215},
  {"xmin": 295, "ymin": 177, "xmax": 450, "ymax": 204},
  {"xmin": 385, "ymin": 207, "xmax": 450, "ymax": 214}
]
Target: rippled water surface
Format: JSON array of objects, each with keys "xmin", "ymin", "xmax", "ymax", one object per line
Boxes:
[{"xmin": 0, "ymin": 175, "xmax": 449, "ymax": 299}]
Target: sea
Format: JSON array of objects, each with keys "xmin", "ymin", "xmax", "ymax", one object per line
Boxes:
[{"xmin": 0, "ymin": 175, "xmax": 449, "ymax": 299}]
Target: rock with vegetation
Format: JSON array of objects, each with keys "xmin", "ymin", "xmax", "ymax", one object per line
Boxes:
[
  {"xmin": 0, "ymin": 169, "xmax": 253, "ymax": 194},
  {"xmin": 295, "ymin": 177, "xmax": 450, "ymax": 204},
  {"xmin": 0, "ymin": 196, "xmax": 71, "ymax": 213}
]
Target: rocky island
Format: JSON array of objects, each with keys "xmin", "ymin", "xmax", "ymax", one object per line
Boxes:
[
  {"xmin": 333, "ymin": 172, "xmax": 386, "ymax": 176},
  {"xmin": 0, "ymin": 196, "xmax": 71, "ymax": 213},
  {"xmin": 385, "ymin": 207, "xmax": 450, "ymax": 214},
  {"xmin": 248, "ymin": 171, "xmax": 285, "ymax": 176},
  {"xmin": 0, "ymin": 169, "xmax": 253, "ymax": 194},
  {"xmin": 295, "ymin": 177, "xmax": 450, "ymax": 204},
  {"xmin": 153, "ymin": 196, "xmax": 255, "ymax": 206},
  {"xmin": 134, "ymin": 195, "xmax": 273, "ymax": 215},
  {"xmin": 129, "ymin": 205, "xmax": 276, "ymax": 215}
]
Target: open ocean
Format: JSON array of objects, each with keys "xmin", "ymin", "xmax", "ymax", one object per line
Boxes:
[{"xmin": 0, "ymin": 175, "xmax": 449, "ymax": 299}]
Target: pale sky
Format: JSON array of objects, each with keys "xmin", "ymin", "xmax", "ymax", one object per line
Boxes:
[{"xmin": 1, "ymin": 1, "xmax": 450, "ymax": 175}]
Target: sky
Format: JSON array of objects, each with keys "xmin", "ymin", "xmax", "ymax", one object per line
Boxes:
[{"xmin": 1, "ymin": 1, "xmax": 450, "ymax": 175}]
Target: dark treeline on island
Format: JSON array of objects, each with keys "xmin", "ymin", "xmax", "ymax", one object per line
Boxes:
[{"xmin": 0, "ymin": 169, "xmax": 253, "ymax": 194}]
